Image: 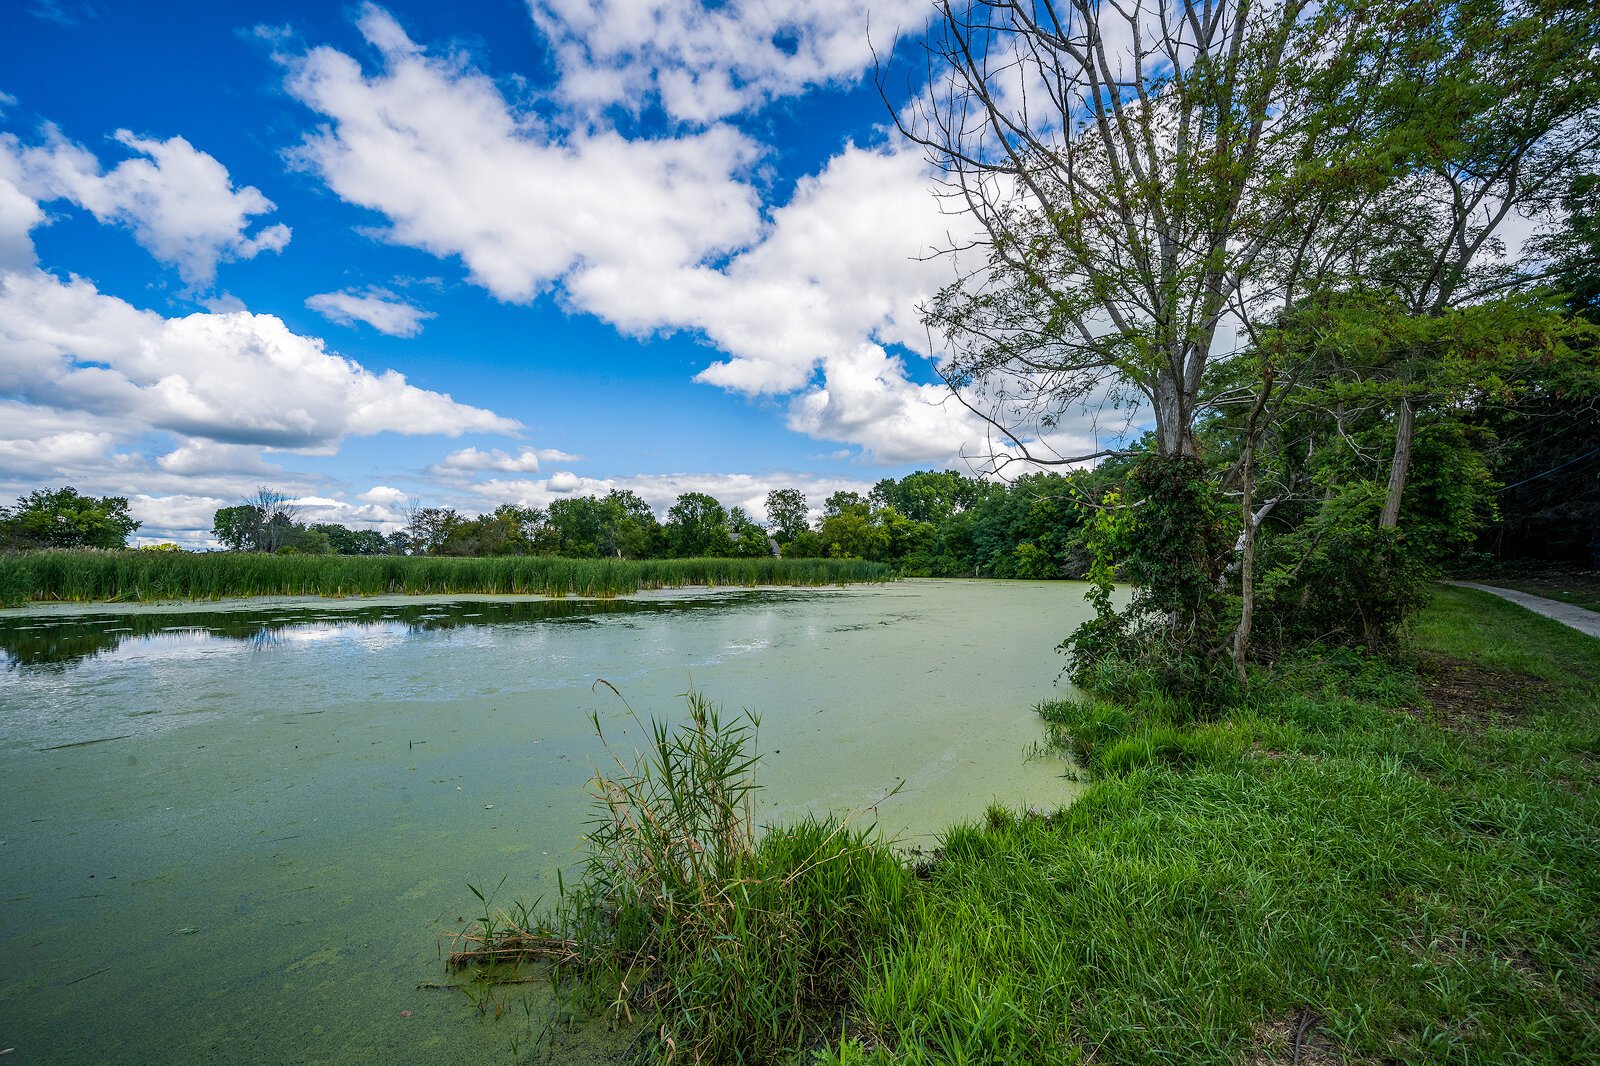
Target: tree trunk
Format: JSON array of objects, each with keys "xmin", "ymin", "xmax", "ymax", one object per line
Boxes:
[
  {"xmin": 1231, "ymin": 462, "xmax": 1257, "ymax": 687},
  {"xmin": 1153, "ymin": 374, "xmax": 1195, "ymax": 457},
  {"xmin": 1230, "ymin": 368, "xmax": 1275, "ymax": 688},
  {"xmin": 1379, "ymin": 396, "xmax": 1416, "ymax": 529}
]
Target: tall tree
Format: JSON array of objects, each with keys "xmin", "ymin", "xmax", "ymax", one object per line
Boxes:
[
  {"xmin": 764, "ymin": 488, "xmax": 810, "ymax": 545},
  {"xmin": 212, "ymin": 488, "xmax": 304, "ymax": 552},
  {"xmin": 897, "ymin": 0, "xmax": 1372, "ymax": 464},
  {"xmin": 1360, "ymin": 0, "xmax": 1600, "ymax": 528},
  {"xmin": 601, "ymin": 490, "xmax": 662, "ymax": 558},
  {"xmin": 1, "ymin": 487, "xmax": 140, "ymax": 549},
  {"xmin": 665, "ymin": 493, "xmax": 733, "ymax": 558},
  {"xmin": 406, "ymin": 506, "xmax": 465, "ymax": 555},
  {"xmin": 870, "ymin": 470, "xmax": 984, "ymax": 524}
]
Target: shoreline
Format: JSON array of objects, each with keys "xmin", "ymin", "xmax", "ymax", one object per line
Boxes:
[{"xmin": 0, "ymin": 583, "xmax": 852, "ymax": 618}]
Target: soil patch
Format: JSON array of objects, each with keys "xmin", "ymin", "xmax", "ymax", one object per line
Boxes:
[
  {"xmin": 1413, "ymin": 653, "xmax": 1555, "ymax": 731},
  {"xmin": 1249, "ymin": 1010, "xmax": 1342, "ymax": 1065}
]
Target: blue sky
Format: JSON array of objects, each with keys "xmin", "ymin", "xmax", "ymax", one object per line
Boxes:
[{"xmin": 0, "ymin": 0, "xmax": 1100, "ymax": 545}]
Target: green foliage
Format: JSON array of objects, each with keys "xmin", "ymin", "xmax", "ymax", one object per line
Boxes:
[
  {"xmin": 818, "ymin": 497, "xmax": 891, "ymax": 560},
  {"xmin": 870, "ymin": 470, "xmax": 986, "ymax": 524},
  {"xmin": 1543, "ymin": 172, "xmax": 1600, "ymax": 324},
  {"xmin": 1250, "ymin": 417, "xmax": 1498, "ymax": 655},
  {"xmin": 5, "ymin": 471, "xmax": 1115, "ymax": 581},
  {"xmin": 309, "ymin": 523, "xmax": 388, "ymax": 556},
  {"xmin": 727, "ymin": 506, "xmax": 773, "ymax": 557},
  {"xmin": 1063, "ymin": 456, "xmax": 1238, "ymax": 709},
  {"xmin": 778, "ymin": 469, "xmax": 1105, "ymax": 580},
  {"xmin": 545, "ymin": 492, "xmax": 663, "ymax": 558},
  {"xmin": 0, "ymin": 486, "xmax": 140, "ymax": 550},
  {"xmin": 1253, "ymin": 485, "xmax": 1433, "ymax": 653},
  {"xmin": 665, "ymin": 492, "xmax": 733, "ymax": 558},
  {"xmin": 764, "ymin": 488, "xmax": 810, "ymax": 544},
  {"xmin": 210, "ymin": 504, "xmax": 259, "ymax": 552},
  {"xmin": 1473, "ymin": 182, "xmax": 1600, "ymax": 562}
]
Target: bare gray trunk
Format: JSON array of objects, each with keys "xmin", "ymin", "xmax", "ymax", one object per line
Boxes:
[
  {"xmin": 1379, "ymin": 396, "xmax": 1417, "ymax": 529},
  {"xmin": 1230, "ymin": 369, "xmax": 1275, "ymax": 688},
  {"xmin": 1231, "ymin": 475, "xmax": 1257, "ymax": 688},
  {"xmin": 1153, "ymin": 374, "xmax": 1193, "ymax": 457}
]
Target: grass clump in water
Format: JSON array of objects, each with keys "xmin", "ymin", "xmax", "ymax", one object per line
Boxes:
[{"xmin": 452, "ymin": 688, "xmax": 912, "ymax": 1063}]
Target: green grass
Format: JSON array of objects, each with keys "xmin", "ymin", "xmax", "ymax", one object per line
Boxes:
[
  {"xmin": 824, "ymin": 586, "xmax": 1599, "ymax": 1064},
  {"xmin": 459, "ymin": 586, "xmax": 1598, "ymax": 1064},
  {"xmin": 0, "ymin": 550, "xmax": 892, "ymax": 606}
]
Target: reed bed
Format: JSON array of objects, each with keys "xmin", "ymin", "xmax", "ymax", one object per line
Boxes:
[{"xmin": 0, "ymin": 550, "xmax": 891, "ymax": 607}]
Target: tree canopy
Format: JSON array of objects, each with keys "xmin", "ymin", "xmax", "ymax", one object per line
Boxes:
[{"xmin": 0, "ymin": 487, "xmax": 140, "ymax": 550}]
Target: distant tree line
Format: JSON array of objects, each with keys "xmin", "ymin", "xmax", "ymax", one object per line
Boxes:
[
  {"xmin": 200, "ymin": 475, "xmax": 1132, "ymax": 578},
  {"xmin": 211, "ymin": 488, "xmax": 400, "ymax": 556},
  {"xmin": 772, "ymin": 470, "xmax": 1124, "ymax": 578}
]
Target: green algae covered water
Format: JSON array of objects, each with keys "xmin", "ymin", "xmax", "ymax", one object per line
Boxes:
[{"xmin": 0, "ymin": 580, "xmax": 1091, "ymax": 1064}]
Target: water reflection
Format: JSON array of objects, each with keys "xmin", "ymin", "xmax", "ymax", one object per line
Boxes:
[{"xmin": 0, "ymin": 594, "xmax": 767, "ymax": 670}]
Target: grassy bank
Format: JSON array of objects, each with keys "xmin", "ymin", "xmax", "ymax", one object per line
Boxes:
[
  {"xmin": 472, "ymin": 585, "xmax": 1598, "ymax": 1064},
  {"xmin": 828, "ymin": 585, "xmax": 1600, "ymax": 1064},
  {"xmin": 0, "ymin": 550, "xmax": 892, "ymax": 607}
]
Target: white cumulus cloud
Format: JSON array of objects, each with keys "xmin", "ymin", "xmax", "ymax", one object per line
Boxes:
[
  {"xmin": 360, "ymin": 484, "xmax": 411, "ymax": 505},
  {"xmin": 281, "ymin": 7, "xmax": 763, "ymax": 305},
  {"xmin": 6, "ymin": 127, "xmax": 290, "ymax": 286},
  {"xmin": 0, "ymin": 158, "xmax": 44, "ymax": 271},
  {"xmin": 156, "ymin": 440, "xmax": 286, "ymax": 477},
  {"xmin": 528, "ymin": 0, "xmax": 931, "ymax": 124},
  {"xmin": 0, "ymin": 429, "xmax": 119, "ymax": 478},
  {"xmin": 431, "ymin": 446, "xmax": 583, "ymax": 475},
  {"xmin": 0, "ymin": 267, "xmax": 519, "ymax": 453}
]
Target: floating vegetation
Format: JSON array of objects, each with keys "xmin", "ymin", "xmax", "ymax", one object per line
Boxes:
[{"xmin": 0, "ymin": 550, "xmax": 892, "ymax": 607}]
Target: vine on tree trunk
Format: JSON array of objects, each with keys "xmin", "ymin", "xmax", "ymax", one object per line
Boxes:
[{"xmin": 1061, "ymin": 455, "xmax": 1238, "ymax": 712}]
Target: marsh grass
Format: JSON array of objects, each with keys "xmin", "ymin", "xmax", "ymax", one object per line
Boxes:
[
  {"xmin": 451, "ymin": 688, "xmax": 912, "ymax": 1064},
  {"xmin": 0, "ymin": 550, "xmax": 891, "ymax": 606}
]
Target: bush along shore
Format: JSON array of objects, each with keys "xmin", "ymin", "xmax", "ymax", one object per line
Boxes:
[
  {"xmin": 0, "ymin": 550, "xmax": 893, "ymax": 607},
  {"xmin": 455, "ymin": 585, "xmax": 1599, "ymax": 1064}
]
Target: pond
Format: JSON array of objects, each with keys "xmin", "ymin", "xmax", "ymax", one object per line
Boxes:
[{"xmin": 0, "ymin": 579, "xmax": 1091, "ymax": 1064}]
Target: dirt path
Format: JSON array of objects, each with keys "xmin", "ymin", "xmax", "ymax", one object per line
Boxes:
[{"xmin": 1449, "ymin": 582, "xmax": 1600, "ymax": 639}]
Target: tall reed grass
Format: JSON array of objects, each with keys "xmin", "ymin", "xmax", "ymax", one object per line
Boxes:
[
  {"xmin": 0, "ymin": 550, "xmax": 892, "ymax": 607},
  {"xmin": 450, "ymin": 690, "xmax": 912, "ymax": 1063}
]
